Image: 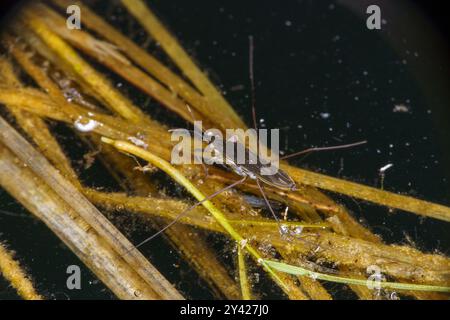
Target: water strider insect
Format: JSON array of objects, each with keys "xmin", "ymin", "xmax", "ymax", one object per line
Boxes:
[{"xmin": 132, "ymin": 36, "xmax": 366, "ymax": 250}]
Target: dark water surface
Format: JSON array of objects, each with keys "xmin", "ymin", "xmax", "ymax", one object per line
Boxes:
[{"xmin": 0, "ymin": 0, "xmax": 448, "ymax": 299}]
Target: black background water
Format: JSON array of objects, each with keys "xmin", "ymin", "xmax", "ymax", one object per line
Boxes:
[{"xmin": 0, "ymin": 0, "xmax": 448, "ymax": 299}]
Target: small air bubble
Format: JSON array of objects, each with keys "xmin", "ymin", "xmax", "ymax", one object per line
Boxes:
[
  {"xmin": 294, "ymin": 226, "xmax": 303, "ymax": 236},
  {"xmin": 280, "ymin": 224, "xmax": 289, "ymax": 235},
  {"xmin": 393, "ymin": 104, "xmax": 410, "ymax": 113},
  {"xmin": 74, "ymin": 116, "xmax": 99, "ymax": 132}
]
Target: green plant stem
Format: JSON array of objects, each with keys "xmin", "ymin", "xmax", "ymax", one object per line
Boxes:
[
  {"xmin": 264, "ymin": 260, "xmax": 450, "ymax": 293},
  {"xmin": 237, "ymin": 246, "xmax": 252, "ymax": 300}
]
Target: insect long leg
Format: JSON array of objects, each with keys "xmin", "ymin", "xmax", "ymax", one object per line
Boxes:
[
  {"xmin": 185, "ymin": 104, "xmax": 203, "ymax": 139},
  {"xmin": 255, "ymin": 179, "xmax": 324, "ymax": 252},
  {"xmin": 255, "ymin": 178, "xmax": 284, "ymax": 235},
  {"xmin": 130, "ymin": 176, "xmax": 247, "ymax": 252},
  {"xmin": 281, "ymin": 140, "xmax": 367, "ymax": 160},
  {"xmin": 248, "ymin": 35, "xmax": 258, "ymax": 132}
]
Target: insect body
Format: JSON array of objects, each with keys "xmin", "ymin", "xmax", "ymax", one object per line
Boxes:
[
  {"xmin": 133, "ymin": 36, "xmax": 365, "ymax": 248},
  {"xmin": 203, "ymin": 130, "xmax": 297, "ymax": 191}
]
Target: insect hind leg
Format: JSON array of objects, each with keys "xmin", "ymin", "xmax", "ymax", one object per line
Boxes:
[
  {"xmin": 255, "ymin": 178, "xmax": 289, "ymax": 237},
  {"xmin": 127, "ymin": 176, "xmax": 247, "ymax": 253}
]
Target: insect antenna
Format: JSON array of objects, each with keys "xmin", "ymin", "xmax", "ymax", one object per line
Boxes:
[
  {"xmin": 281, "ymin": 140, "xmax": 367, "ymax": 160},
  {"xmin": 185, "ymin": 104, "xmax": 204, "ymax": 140},
  {"xmin": 248, "ymin": 35, "xmax": 287, "ymax": 235},
  {"xmin": 248, "ymin": 35, "xmax": 258, "ymax": 132},
  {"xmin": 127, "ymin": 176, "xmax": 247, "ymax": 253}
]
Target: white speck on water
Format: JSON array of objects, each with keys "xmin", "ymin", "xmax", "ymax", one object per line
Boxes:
[
  {"xmin": 354, "ymin": 96, "xmax": 359, "ymax": 101},
  {"xmin": 379, "ymin": 163, "xmax": 393, "ymax": 173},
  {"xmin": 74, "ymin": 116, "xmax": 99, "ymax": 132},
  {"xmin": 363, "ymin": 70, "xmax": 368, "ymax": 76},
  {"xmin": 328, "ymin": 3, "xmax": 335, "ymax": 10},
  {"xmin": 320, "ymin": 112, "xmax": 331, "ymax": 119},
  {"xmin": 393, "ymin": 104, "xmax": 410, "ymax": 113},
  {"xmin": 285, "ymin": 20, "xmax": 292, "ymax": 27}
]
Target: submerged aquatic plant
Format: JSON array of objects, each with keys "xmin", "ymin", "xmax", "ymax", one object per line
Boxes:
[{"xmin": 0, "ymin": 0, "xmax": 449, "ymax": 300}]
